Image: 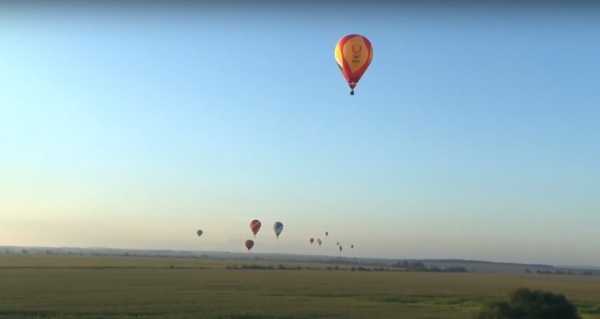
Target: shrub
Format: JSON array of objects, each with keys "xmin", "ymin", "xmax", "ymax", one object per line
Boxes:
[{"xmin": 476, "ymin": 287, "xmax": 581, "ymax": 319}]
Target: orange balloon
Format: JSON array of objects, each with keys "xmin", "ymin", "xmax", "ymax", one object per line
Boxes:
[{"xmin": 334, "ymin": 34, "xmax": 373, "ymax": 95}]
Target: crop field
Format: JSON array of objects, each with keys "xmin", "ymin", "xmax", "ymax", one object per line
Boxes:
[{"xmin": 1, "ymin": 254, "xmax": 599, "ymax": 319}]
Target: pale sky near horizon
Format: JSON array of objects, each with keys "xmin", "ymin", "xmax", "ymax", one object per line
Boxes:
[{"xmin": 1, "ymin": 3, "xmax": 599, "ymax": 266}]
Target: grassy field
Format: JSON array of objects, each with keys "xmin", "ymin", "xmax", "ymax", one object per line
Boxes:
[{"xmin": 1, "ymin": 254, "xmax": 599, "ymax": 319}]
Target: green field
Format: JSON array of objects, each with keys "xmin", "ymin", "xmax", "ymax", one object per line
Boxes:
[{"xmin": 1, "ymin": 254, "xmax": 599, "ymax": 319}]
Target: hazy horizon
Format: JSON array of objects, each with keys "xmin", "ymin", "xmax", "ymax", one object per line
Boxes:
[
  {"xmin": 4, "ymin": 244, "xmax": 600, "ymax": 270},
  {"xmin": 2, "ymin": 3, "xmax": 599, "ymax": 267}
]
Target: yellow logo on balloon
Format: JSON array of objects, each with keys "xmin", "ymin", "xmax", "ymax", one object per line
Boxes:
[{"xmin": 352, "ymin": 45, "xmax": 362, "ymax": 60}]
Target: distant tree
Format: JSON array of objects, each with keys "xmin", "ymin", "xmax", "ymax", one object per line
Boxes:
[
  {"xmin": 536, "ymin": 269, "xmax": 552, "ymax": 274},
  {"xmin": 428, "ymin": 266, "xmax": 441, "ymax": 272},
  {"xmin": 476, "ymin": 287, "xmax": 581, "ymax": 319}
]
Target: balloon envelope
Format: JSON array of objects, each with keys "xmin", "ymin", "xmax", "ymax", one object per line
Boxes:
[
  {"xmin": 245, "ymin": 240, "xmax": 254, "ymax": 251},
  {"xmin": 274, "ymin": 222, "xmax": 284, "ymax": 238},
  {"xmin": 310, "ymin": 238, "xmax": 314, "ymax": 244},
  {"xmin": 196, "ymin": 230, "xmax": 203, "ymax": 237},
  {"xmin": 334, "ymin": 34, "xmax": 373, "ymax": 94},
  {"xmin": 250, "ymin": 219, "xmax": 261, "ymax": 236}
]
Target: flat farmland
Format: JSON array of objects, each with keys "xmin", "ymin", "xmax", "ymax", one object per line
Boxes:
[{"xmin": 1, "ymin": 254, "xmax": 599, "ymax": 319}]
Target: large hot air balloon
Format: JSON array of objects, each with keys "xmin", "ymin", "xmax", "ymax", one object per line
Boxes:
[
  {"xmin": 196, "ymin": 229, "xmax": 203, "ymax": 237},
  {"xmin": 249, "ymin": 219, "xmax": 261, "ymax": 237},
  {"xmin": 334, "ymin": 34, "xmax": 373, "ymax": 95},
  {"xmin": 245, "ymin": 240, "xmax": 254, "ymax": 251},
  {"xmin": 310, "ymin": 238, "xmax": 314, "ymax": 244},
  {"xmin": 274, "ymin": 222, "xmax": 284, "ymax": 238}
]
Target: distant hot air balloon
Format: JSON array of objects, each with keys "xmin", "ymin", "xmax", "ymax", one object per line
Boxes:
[
  {"xmin": 334, "ymin": 34, "xmax": 373, "ymax": 95},
  {"xmin": 196, "ymin": 230, "xmax": 203, "ymax": 237},
  {"xmin": 336, "ymin": 242, "xmax": 339, "ymax": 246},
  {"xmin": 273, "ymin": 222, "xmax": 284, "ymax": 238},
  {"xmin": 249, "ymin": 219, "xmax": 261, "ymax": 237},
  {"xmin": 310, "ymin": 238, "xmax": 314, "ymax": 244},
  {"xmin": 339, "ymin": 245, "xmax": 343, "ymax": 252},
  {"xmin": 317, "ymin": 239, "xmax": 322, "ymax": 246},
  {"xmin": 325, "ymin": 231, "xmax": 329, "ymax": 237},
  {"xmin": 245, "ymin": 240, "xmax": 254, "ymax": 251},
  {"xmin": 351, "ymin": 244, "xmax": 354, "ymax": 249}
]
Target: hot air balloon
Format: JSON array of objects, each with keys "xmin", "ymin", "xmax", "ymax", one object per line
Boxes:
[
  {"xmin": 339, "ymin": 245, "xmax": 343, "ymax": 252},
  {"xmin": 196, "ymin": 230, "xmax": 203, "ymax": 237},
  {"xmin": 245, "ymin": 240, "xmax": 254, "ymax": 251},
  {"xmin": 325, "ymin": 231, "xmax": 329, "ymax": 237},
  {"xmin": 334, "ymin": 34, "xmax": 373, "ymax": 95},
  {"xmin": 351, "ymin": 244, "xmax": 354, "ymax": 249},
  {"xmin": 317, "ymin": 239, "xmax": 322, "ymax": 246},
  {"xmin": 310, "ymin": 238, "xmax": 314, "ymax": 244},
  {"xmin": 249, "ymin": 219, "xmax": 261, "ymax": 237},
  {"xmin": 336, "ymin": 242, "xmax": 339, "ymax": 246},
  {"xmin": 273, "ymin": 222, "xmax": 284, "ymax": 238}
]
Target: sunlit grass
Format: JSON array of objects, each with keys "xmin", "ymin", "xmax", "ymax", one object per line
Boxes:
[{"xmin": 1, "ymin": 254, "xmax": 599, "ymax": 318}]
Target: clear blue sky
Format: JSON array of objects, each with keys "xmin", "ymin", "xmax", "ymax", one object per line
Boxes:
[{"xmin": 1, "ymin": 3, "xmax": 599, "ymax": 266}]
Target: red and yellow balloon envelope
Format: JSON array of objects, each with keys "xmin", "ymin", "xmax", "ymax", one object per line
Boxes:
[{"xmin": 334, "ymin": 34, "xmax": 373, "ymax": 95}]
